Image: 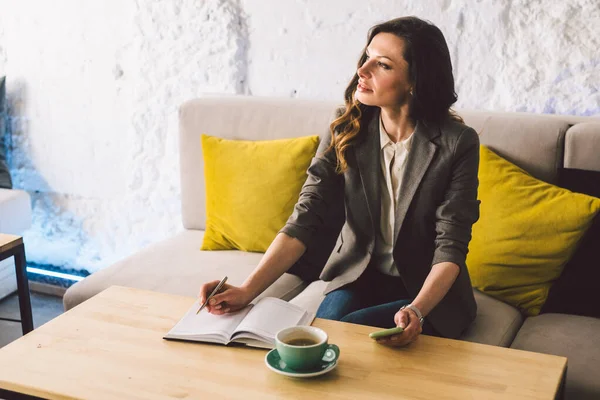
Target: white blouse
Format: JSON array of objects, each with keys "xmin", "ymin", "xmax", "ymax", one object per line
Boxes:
[{"xmin": 372, "ymin": 117, "xmax": 414, "ymax": 276}]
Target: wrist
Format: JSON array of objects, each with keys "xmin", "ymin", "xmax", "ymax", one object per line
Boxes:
[
  {"xmin": 400, "ymin": 304, "xmax": 424, "ymax": 326},
  {"xmin": 239, "ymin": 282, "xmax": 259, "ymax": 302},
  {"xmin": 410, "ymin": 300, "xmax": 429, "ymax": 317}
]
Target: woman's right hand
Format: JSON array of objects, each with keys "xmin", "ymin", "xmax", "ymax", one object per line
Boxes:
[{"xmin": 198, "ymin": 280, "xmax": 253, "ymax": 315}]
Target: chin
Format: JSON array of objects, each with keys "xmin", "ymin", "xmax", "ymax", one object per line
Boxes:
[{"xmin": 355, "ymin": 92, "xmax": 379, "ymax": 107}]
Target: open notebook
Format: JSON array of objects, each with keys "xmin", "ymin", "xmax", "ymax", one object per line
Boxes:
[{"xmin": 163, "ymin": 297, "xmax": 315, "ymax": 349}]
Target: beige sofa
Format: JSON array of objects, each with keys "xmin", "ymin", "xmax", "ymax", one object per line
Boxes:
[{"xmin": 64, "ymin": 95, "xmax": 600, "ymax": 399}]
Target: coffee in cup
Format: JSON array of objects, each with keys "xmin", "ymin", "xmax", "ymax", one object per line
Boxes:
[
  {"xmin": 275, "ymin": 326, "xmax": 340, "ymax": 371},
  {"xmin": 284, "ymin": 338, "xmax": 319, "ymax": 346}
]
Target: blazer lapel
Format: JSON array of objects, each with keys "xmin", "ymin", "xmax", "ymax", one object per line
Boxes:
[
  {"xmin": 354, "ymin": 109, "xmax": 381, "ymax": 236},
  {"xmin": 393, "ymin": 121, "xmax": 439, "ymax": 243}
]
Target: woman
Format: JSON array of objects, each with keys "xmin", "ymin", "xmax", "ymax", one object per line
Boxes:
[{"xmin": 199, "ymin": 16, "xmax": 480, "ymax": 347}]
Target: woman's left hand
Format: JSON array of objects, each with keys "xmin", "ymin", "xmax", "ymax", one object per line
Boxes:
[{"xmin": 376, "ymin": 307, "xmax": 422, "ymax": 347}]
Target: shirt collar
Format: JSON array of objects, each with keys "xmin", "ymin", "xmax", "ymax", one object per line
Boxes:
[{"xmin": 379, "ymin": 116, "xmax": 414, "ymax": 151}]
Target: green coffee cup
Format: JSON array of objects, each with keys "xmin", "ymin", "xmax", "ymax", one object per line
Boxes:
[{"xmin": 275, "ymin": 326, "xmax": 340, "ymax": 371}]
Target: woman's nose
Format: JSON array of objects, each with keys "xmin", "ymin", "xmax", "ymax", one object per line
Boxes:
[{"xmin": 357, "ymin": 61, "xmax": 370, "ymax": 78}]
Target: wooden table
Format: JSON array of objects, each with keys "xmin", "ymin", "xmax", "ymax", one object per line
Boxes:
[
  {"xmin": 0, "ymin": 286, "xmax": 566, "ymax": 400},
  {"xmin": 0, "ymin": 233, "xmax": 33, "ymax": 334}
]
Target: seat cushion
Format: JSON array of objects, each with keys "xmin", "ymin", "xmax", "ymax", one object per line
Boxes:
[
  {"xmin": 459, "ymin": 289, "xmax": 524, "ymax": 347},
  {"xmin": 63, "ymin": 230, "xmax": 307, "ymax": 311},
  {"xmin": 289, "ymin": 280, "xmax": 327, "ymax": 315},
  {"xmin": 510, "ymin": 314, "xmax": 600, "ymax": 400}
]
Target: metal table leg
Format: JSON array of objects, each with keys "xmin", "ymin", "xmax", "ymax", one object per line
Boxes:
[{"xmin": 13, "ymin": 242, "xmax": 33, "ymax": 334}]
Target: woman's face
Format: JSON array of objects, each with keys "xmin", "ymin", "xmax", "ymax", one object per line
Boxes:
[{"xmin": 355, "ymin": 32, "xmax": 413, "ymax": 109}]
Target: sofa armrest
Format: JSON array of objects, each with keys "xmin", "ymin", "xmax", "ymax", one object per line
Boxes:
[{"xmin": 0, "ymin": 188, "xmax": 32, "ymax": 234}]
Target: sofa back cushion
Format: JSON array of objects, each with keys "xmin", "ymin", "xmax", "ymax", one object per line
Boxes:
[
  {"xmin": 179, "ymin": 96, "xmax": 338, "ymax": 230},
  {"xmin": 178, "ymin": 96, "xmax": 599, "ymax": 230},
  {"xmin": 564, "ymin": 123, "xmax": 600, "ymax": 171},
  {"xmin": 460, "ymin": 111, "xmax": 570, "ymax": 184}
]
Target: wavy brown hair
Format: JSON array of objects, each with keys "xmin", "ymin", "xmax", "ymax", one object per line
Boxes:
[{"xmin": 328, "ymin": 16, "xmax": 463, "ymax": 173}]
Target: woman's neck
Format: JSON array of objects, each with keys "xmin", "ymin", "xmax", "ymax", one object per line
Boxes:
[{"xmin": 380, "ymin": 106, "xmax": 415, "ymax": 143}]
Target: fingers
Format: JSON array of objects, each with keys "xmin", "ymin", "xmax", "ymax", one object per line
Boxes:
[
  {"xmin": 395, "ymin": 310, "xmax": 408, "ymax": 329},
  {"xmin": 208, "ymin": 291, "xmax": 229, "ymax": 308},
  {"xmin": 197, "ymin": 282, "xmax": 250, "ymax": 315},
  {"xmin": 379, "ymin": 310, "xmax": 422, "ymax": 347},
  {"xmin": 198, "ymin": 280, "xmax": 220, "ymax": 304},
  {"xmin": 206, "ymin": 284, "xmax": 237, "ymax": 314},
  {"xmin": 207, "ymin": 305, "xmax": 231, "ymax": 315}
]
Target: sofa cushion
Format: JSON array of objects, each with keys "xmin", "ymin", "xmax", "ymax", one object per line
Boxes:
[
  {"xmin": 564, "ymin": 123, "xmax": 600, "ymax": 171},
  {"xmin": 289, "ymin": 279, "xmax": 327, "ymax": 314},
  {"xmin": 63, "ymin": 229, "xmax": 307, "ymax": 311},
  {"xmin": 510, "ymin": 314, "xmax": 600, "ymax": 400},
  {"xmin": 0, "ymin": 188, "xmax": 32, "ymax": 235},
  {"xmin": 459, "ymin": 290, "xmax": 524, "ymax": 347},
  {"xmin": 289, "ymin": 282, "xmax": 523, "ymax": 348},
  {"xmin": 461, "ymin": 111, "xmax": 569, "ymax": 183},
  {"xmin": 467, "ymin": 146, "xmax": 600, "ymax": 316},
  {"xmin": 200, "ymin": 134, "xmax": 319, "ymax": 252}
]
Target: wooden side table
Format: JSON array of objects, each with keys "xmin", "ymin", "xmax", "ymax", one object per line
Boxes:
[{"xmin": 0, "ymin": 234, "xmax": 33, "ymax": 334}]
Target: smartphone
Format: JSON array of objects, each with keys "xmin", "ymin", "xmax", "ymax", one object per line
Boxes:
[{"xmin": 368, "ymin": 326, "xmax": 404, "ymax": 340}]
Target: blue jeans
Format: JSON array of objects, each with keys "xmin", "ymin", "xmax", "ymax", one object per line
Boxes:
[{"xmin": 316, "ymin": 269, "xmax": 438, "ymax": 335}]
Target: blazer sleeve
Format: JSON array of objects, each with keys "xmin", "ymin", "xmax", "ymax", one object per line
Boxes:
[
  {"xmin": 279, "ymin": 126, "xmax": 344, "ymax": 247},
  {"xmin": 431, "ymin": 127, "xmax": 480, "ymax": 271}
]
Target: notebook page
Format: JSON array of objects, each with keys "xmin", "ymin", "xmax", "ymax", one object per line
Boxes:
[
  {"xmin": 165, "ymin": 300, "xmax": 253, "ymax": 341},
  {"xmin": 234, "ymin": 297, "xmax": 308, "ymax": 341}
]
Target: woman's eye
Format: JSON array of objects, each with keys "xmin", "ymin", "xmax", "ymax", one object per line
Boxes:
[{"xmin": 378, "ymin": 62, "xmax": 390, "ymax": 70}]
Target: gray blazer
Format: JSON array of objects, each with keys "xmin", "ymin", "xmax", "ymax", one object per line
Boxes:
[{"xmin": 281, "ymin": 107, "xmax": 480, "ymax": 338}]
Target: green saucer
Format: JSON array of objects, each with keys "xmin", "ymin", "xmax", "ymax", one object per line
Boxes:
[{"xmin": 265, "ymin": 348, "xmax": 338, "ymax": 378}]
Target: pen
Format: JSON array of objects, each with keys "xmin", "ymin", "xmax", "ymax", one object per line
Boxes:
[{"xmin": 196, "ymin": 276, "xmax": 228, "ymax": 314}]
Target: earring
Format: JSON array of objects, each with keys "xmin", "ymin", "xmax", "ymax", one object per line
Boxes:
[{"xmin": 410, "ymin": 89, "xmax": 414, "ymax": 96}]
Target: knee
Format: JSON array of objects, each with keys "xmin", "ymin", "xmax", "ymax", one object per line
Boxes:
[
  {"xmin": 340, "ymin": 308, "xmax": 394, "ymax": 328},
  {"xmin": 340, "ymin": 311, "xmax": 363, "ymax": 324},
  {"xmin": 315, "ymin": 288, "xmax": 361, "ymax": 321},
  {"xmin": 315, "ymin": 306, "xmax": 347, "ymax": 321},
  {"xmin": 315, "ymin": 297, "xmax": 350, "ymax": 321}
]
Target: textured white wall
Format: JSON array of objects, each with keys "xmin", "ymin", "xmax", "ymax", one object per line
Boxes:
[{"xmin": 1, "ymin": 0, "xmax": 599, "ymax": 273}]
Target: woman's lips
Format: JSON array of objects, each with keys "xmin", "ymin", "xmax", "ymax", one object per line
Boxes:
[{"xmin": 357, "ymin": 82, "xmax": 373, "ymax": 92}]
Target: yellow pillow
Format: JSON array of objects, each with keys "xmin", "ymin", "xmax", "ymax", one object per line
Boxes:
[
  {"xmin": 466, "ymin": 145, "xmax": 600, "ymax": 316},
  {"xmin": 201, "ymin": 134, "xmax": 320, "ymax": 252}
]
